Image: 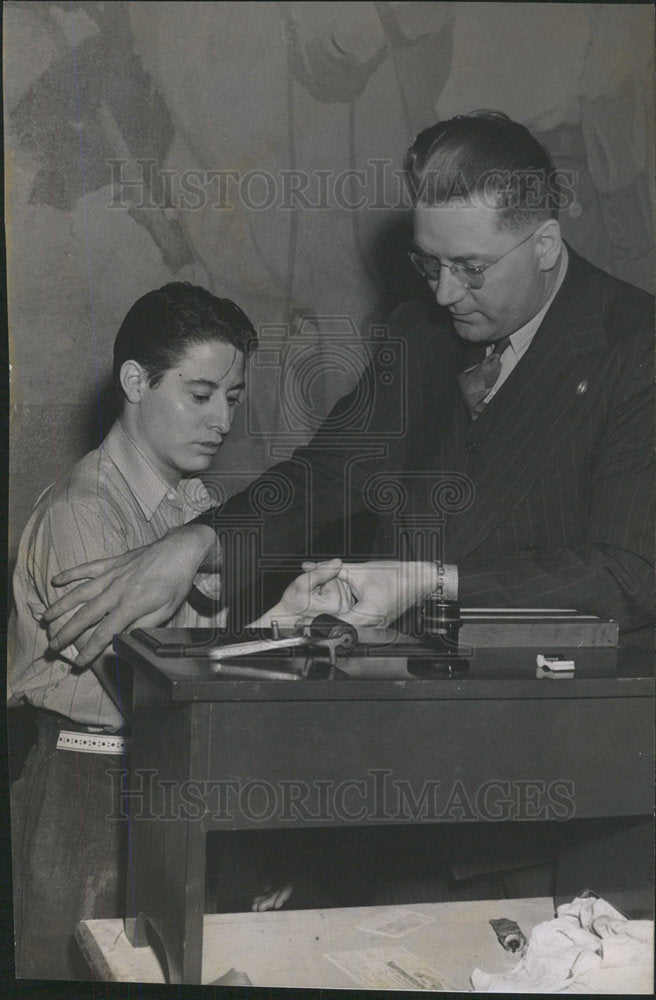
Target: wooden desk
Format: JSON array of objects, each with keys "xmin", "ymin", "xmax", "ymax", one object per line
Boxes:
[
  {"xmin": 78, "ymin": 897, "xmax": 555, "ymax": 988},
  {"xmin": 114, "ymin": 633, "xmax": 653, "ymax": 984}
]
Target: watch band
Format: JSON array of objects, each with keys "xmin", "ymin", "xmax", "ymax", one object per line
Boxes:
[{"xmin": 431, "ymin": 560, "xmax": 445, "ymax": 600}]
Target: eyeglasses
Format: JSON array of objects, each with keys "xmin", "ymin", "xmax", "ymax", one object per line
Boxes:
[{"xmin": 407, "ymin": 226, "xmax": 541, "ymax": 290}]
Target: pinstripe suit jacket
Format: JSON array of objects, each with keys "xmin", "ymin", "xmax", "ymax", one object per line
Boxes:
[
  {"xmin": 387, "ymin": 247, "xmax": 654, "ymax": 639},
  {"xmin": 211, "ymin": 248, "xmax": 653, "ymax": 638}
]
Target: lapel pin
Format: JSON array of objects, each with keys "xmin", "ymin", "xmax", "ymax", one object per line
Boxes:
[{"xmin": 576, "ymin": 380, "xmax": 589, "ymax": 395}]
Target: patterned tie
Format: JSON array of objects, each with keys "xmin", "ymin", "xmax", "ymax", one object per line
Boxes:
[{"xmin": 458, "ymin": 337, "xmax": 511, "ymax": 419}]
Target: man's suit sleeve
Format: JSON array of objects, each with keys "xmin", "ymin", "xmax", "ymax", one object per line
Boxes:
[
  {"xmin": 190, "ymin": 302, "xmax": 421, "ymax": 628},
  {"xmin": 193, "ymin": 356, "xmax": 402, "ymax": 628},
  {"xmin": 457, "ymin": 317, "xmax": 654, "ymax": 636}
]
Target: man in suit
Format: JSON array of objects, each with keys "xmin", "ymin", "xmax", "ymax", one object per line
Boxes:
[
  {"xmin": 43, "ymin": 110, "xmax": 653, "ymax": 655},
  {"xmin": 319, "ymin": 111, "xmax": 654, "ymax": 643}
]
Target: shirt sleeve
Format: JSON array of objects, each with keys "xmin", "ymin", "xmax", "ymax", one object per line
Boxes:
[
  {"xmin": 28, "ymin": 496, "xmax": 131, "ymax": 615},
  {"xmin": 9, "ymin": 495, "xmax": 132, "ymax": 728}
]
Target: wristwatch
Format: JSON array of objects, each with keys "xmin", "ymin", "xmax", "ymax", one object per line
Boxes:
[{"xmin": 430, "ymin": 560, "xmax": 445, "ymax": 601}]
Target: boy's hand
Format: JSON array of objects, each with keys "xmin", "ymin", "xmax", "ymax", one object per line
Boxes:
[
  {"xmin": 251, "ymin": 559, "xmax": 354, "ymax": 627},
  {"xmin": 301, "ymin": 559, "xmax": 439, "ymax": 627}
]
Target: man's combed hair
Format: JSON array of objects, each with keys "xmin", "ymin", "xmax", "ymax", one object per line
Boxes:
[
  {"xmin": 113, "ymin": 282, "xmax": 257, "ymax": 387},
  {"xmin": 405, "ymin": 110, "xmax": 564, "ymax": 231}
]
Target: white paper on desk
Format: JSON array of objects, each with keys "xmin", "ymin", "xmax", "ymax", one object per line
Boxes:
[
  {"xmin": 324, "ymin": 946, "xmax": 447, "ymax": 990},
  {"xmin": 355, "ymin": 908, "xmax": 436, "ymax": 938}
]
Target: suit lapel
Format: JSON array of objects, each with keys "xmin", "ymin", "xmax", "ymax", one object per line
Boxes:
[{"xmin": 444, "ymin": 249, "xmax": 610, "ymax": 561}]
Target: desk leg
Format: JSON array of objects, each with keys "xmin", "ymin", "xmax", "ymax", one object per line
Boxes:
[{"xmin": 124, "ymin": 816, "xmax": 206, "ymax": 983}]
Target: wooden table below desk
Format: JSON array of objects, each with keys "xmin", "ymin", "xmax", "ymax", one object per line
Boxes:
[{"xmin": 78, "ymin": 896, "xmax": 554, "ymax": 989}]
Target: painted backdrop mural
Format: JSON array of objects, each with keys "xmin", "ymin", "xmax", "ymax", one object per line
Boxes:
[{"xmin": 6, "ymin": 2, "xmax": 654, "ymax": 564}]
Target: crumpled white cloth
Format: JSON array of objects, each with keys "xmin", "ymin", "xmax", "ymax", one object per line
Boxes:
[{"xmin": 471, "ymin": 896, "xmax": 653, "ymax": 993}]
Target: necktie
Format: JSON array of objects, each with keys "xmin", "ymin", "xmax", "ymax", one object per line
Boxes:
[{"xmin": 458, "ymin": 337, "xmax": 511, "ymax": 419}]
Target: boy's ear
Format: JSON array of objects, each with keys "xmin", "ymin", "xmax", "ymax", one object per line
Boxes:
[{"xmin": 119, "ymin": 360, "xmax": 148, "ymax": 404}]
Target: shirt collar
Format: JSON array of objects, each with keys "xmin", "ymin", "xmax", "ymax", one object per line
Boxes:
[
  {"xmin": 507, "ymin": 244, "xmax": 569, "ymax": 355},
  {"xmin": 101, "ymin": 422, "xmax": 213, "ymax": 521}
]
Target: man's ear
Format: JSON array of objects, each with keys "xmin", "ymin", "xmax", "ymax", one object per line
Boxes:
[
  {"xmin": 119, "ymin": 360, "xmax": 148, "ymax": 404},
  {"xmin": 534, "ymin": 219, "xmax": 562, "ymax": 272}
]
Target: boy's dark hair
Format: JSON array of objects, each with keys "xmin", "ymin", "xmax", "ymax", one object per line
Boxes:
[
  {"xmin": 113, "ymin": 282, "xmax": 257, "ymax": 388},
  {"xmin": 405, "ymin": 110, "xmax": 563, "ymax": 231}
]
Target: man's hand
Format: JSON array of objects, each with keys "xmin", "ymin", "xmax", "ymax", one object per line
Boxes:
[
  {"xmin": 250, "ymin": 558, "xmax": 354, "ymax": 627},
  {"xmin": 42, "ymin": 524, "xmax": 217, "ymax": 666},
  {"xmin": 304, "ymin": 560, "xmax": 439, "ymax": 627}
]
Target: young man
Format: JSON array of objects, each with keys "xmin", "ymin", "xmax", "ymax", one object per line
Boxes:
[
  {"xmin": 8, "ymin": 282, "xmax": 347, "ymax": 979},
  {"xmin": 8, "ymin": 282, "xmax": 252, "ymax": 978}
]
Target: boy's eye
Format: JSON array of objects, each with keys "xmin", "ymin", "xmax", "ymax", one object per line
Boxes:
[
  {"xmin": 192, "ymin": 394, "xmax": 210, "ymax": 403},
  {"xmin": 228, "ymin": 396, "xmax": 241, "ymax": 406}
]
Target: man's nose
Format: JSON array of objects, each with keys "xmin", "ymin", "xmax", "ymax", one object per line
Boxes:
[{"xmin": 432, "ymin": 267, "xmax": 467, "ymax": 307}]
